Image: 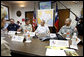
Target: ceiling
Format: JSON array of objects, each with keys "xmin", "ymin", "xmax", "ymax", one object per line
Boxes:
[
  {"xmin": 1, "ymin": 1, "xmax": 83, "ymax": 7},
  {"xmin": 2, "ymin": 1, "xmax": 39, "ymax": 7},
  {"xmin": 6, "ymin": 1, "xmax": 33, "ymax": 4}
]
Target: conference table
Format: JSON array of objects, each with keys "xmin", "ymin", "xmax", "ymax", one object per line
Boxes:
[{"xmin": 4, "ymin": 33, "xmax": 83, "ymax": 56}]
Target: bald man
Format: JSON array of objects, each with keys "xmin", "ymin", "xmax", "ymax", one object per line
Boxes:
[
  {"xmin": 58, "ymin": 18, "xmax": 77, "ymax": 36},
  {"xmin": 35, "ymin": 20, "xmax": 50, "ymax": 37}
]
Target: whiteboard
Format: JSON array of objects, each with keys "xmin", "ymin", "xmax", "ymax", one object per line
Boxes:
[{"xmin": 37, "ymin": 9, "xmax": 54, "ymax": 27}]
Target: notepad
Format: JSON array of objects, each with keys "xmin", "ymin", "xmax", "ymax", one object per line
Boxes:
[
  {"xmin": 70, "ymin": 45, "xmax": 78, "ymax": 50},
  {"xmin": 50, "ymin": 40, "xmax": 69, "ymax": 47},
  {"xmin": 46, "ymin": 48, "xmax": 66, "ymax": 56},
  {"xmin": 16, "ymin": 32, "xmax": 21, "ymax": 34},
  {"xmin": 8, "ymin": 31, "xmax": 16, "ymax": 35},
  {"xmin": 12, "ymin": 35, "xmax": 24, "ymax": 42},
  {"xmin": 29, "ymin": 32, "xmax": 35, "ymax": 37}
]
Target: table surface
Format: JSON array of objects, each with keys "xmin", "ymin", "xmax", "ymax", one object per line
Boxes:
[{"xmin": 4, "ymin": 33, "xmax": 83, "ymax": 56}]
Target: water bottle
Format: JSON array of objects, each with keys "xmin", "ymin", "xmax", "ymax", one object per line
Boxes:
[
  {"xmin": 72, "ymin": 33, "xmax": 77, "ymax": 46},
  {"xmin": 27, "ymin": 31, "xmax": 30, "ymax": 40}
]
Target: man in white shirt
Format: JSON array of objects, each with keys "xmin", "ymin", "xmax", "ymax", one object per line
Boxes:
[
  {"xmin": 18, "ymin": 18, "xmax": 32, "ymax": 33},
  {"xmin": 35, "ymin": 20, "xmax": 50, "ymax": 37}
]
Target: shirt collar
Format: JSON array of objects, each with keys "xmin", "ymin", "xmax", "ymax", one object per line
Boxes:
[
  {"xmin": 65, "ymin": 25, "xmax": 71, "ymax": 28},
  {"xmin": 25, "ymin": 24, "xmax": 29, "ymax": 26}
]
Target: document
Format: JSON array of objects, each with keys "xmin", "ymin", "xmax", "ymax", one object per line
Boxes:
[
  {"xmin": 45, "ymin": 46, "xmax": 68, "ymax": 50},
  {"xmin": 76, "ymin": 38, "xmax": 81, "ymax": 44},
  {"xmin": 16, "ymin": 31, "xmax": 21, "ymax": 34},
  {"xmin": 12, "ymin": 35, "xmax": 24, "ymax": 42},
  {"xmin": 46, "ymin": 48, "xmax": 66, "ymax": 56},
  {"xmin": 8, "ymin": 31, "xmax": 16, "ymax": 35},
  {"xmin": 64, "ymin": 49, "xmax": 79, "ymax": 56},
  {"xmin": 70, "ymin": 45, "xmax": 78, "ymax": 50},
  {"xmin": 50, "ymin": 33, "xmax": 57, "ymax": 38},
  {"xmin": 50, "ymin": 40, "xmax": 69, "ymax": 47},
  {"xmin": 29, "ymin": 32, "xmax": 35, "ymax": 37}
]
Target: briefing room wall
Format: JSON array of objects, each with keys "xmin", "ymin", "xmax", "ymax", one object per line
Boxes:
[
  {"xmin": 10, "ymin": 2, "xmax": 35, "ymax": 25},
  {"xmin": 56, "ymin": 1, "xmax": 83, "ymax": 28},
  {"xmin": 9, "ymin": 2, "xmax": 39, "ymax": 25},
  {"xmin": 1, "ymin": 1, "xmax": 83, "ymax": 28},
  {"xmin": 1, "ymin": 1, "xmax": 39, "ymax": 25}
]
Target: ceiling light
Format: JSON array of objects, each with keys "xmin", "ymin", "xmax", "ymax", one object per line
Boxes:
[{"xmin": 20, "ymin": 5, "xmax": 25, "ymax": 7}]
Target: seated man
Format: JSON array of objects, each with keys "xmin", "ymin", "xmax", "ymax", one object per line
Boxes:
[
  {"xmin": 35, "ymin": 20, "xmax": 50, "ymax": 37},
  {"xmin": 18, "ymin": 18, "xmax": 32, "ymax": 33},
  {"xmin": 7, "ymin": 19, "xmax": 20, "ymax": 31},
  {"xmin": 58, "ymin": 18, "xmax": 77, "ymax": 38}
]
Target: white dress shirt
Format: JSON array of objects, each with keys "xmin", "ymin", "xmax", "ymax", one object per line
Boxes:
[{"xmin": 35, "ymin": 25, "xmax": 50, "ymax": 34}]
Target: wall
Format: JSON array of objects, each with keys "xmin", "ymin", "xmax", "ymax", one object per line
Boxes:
[
  {"xmin": 10, "ymin": 2, "xmax": 39, "ymax": 25},
  {"xmin": 56, "ymin": 1, "xmax": 83, "ymax": 28},
  {"xmin": 1, "ymin": 1, "xmax": 83, "ymax": 27},
  {"xmin": 1, "ymin": 1, "xmax": 39, "ymax": 25}
]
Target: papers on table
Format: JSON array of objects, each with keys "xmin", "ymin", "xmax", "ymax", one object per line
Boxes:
[
  {"xmin": 70, "ymin": 45, "xmax": 78, "ymax": 50},
  {"xmin": 50, "ymin": 33, "xmax": 57, "ymax": 38},
  {"xmin": 8, "ymin": 31, "xmax": 16, "ymax": 35},
  {"xmin": 8, "ymin": 31, "xmax": 16, "ymax": 36},
  {"xmin": 8, "ymin": 31, "xmax": 21, "ymax": 35},
  {"xmin": 45, "ymin": 46, "xmax": 68, "ymax": 50},
  {"xmin": 29, "ymin": 32, "xmax": 35, "ymax": 37},
  {"xmin": 76, "ymin": 38, "xmax": 81, "ymax": 44},
  {"xmin": 70, "ymin": 38, "xmax": 81, "ymax": 50},
  {"xmin": 12, "ymin": 35, "xmax": 24, "ymax": 42},
  {"xmin": 50, "ymin": 40, "xmax": 69, "ymax": 47},
  {"xmin": 46, "ymin": 48, "xmax": 66, "ymax": 56},
  {"xmin": 16, "ymin": 32, "xmax": 21, "ymax": 34},
  {"xmin": 64, "ymin": 49, "xmax": 79, "ymax": 56}
]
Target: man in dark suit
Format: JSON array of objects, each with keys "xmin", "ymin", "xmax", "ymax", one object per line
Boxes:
[{"xmin": 7, "ymin": 19, "xmax": 20, "ymax": 31}]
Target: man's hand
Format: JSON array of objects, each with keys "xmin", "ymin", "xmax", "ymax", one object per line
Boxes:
[{"xmin": 17, "ymin": 28, "xmax": 21, "ymax": 32}]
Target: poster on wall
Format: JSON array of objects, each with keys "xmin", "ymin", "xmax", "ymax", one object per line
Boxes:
[
  {"xmin": 1, "ymin": 4, "xmax": 9, "ymax": 20},
  {"xmin": 37, "ymin": 9, "xmax": 54, "ymax": 27},
  {"xmin": 39, "ymin": 1, "xmax": 51, "ymax": 9}
]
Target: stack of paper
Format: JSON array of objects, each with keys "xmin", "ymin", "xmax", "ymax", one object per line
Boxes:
[
  {"xmin": 64, "ymin": 49, "xmax": 79, "ymax": 56},
  {"xmin": 50, "ymin": 40, "xmax": 69, "ymax": 47},
  {"xmin": 8, "ymin": 31, "xmax": 16, "ymax": 36},
  {"xmin": 70, "ymin": 38, "xmax": 81, "ymax": 50},
  {"xmin": 29, "ymin": 32, "xmax": 35, "ymax": 37},
  {"xmin": 12, "ymin": 35, "xmax": 24, "ymax": 42},
  {"xmin": 16, "ymin": 31, "xmax": 21, "ymax": 34},
  {"xmin": 70, "ymin": 45, "xmax": 78, "ymax": 50},
  {"xmin": 46, "ymin": 48, "xmax": 66, "ymax": 56},
  {"xmin": 45, "ymin": 46, "xmax": 68, "ymax": 50}
]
